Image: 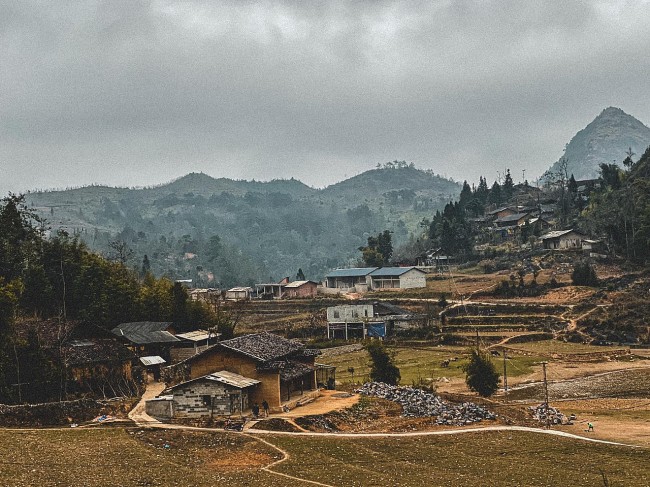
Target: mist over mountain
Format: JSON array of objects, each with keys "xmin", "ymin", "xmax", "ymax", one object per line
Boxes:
[
  {"xmin": 544, "ymin": 107, "xmax": 650, "ymax": 181},
  {"xmin": 24, "ymin": 165, "xmax": 460, "ymax": 286}
]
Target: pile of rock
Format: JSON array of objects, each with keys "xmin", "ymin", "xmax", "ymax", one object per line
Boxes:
[
  {"xmin": 529, "ymin": 403, "xmax": 565, "ymax": 425},
  {"xmin": 356, "ymin": 382, "xmax": 496, "ymax": 426}
]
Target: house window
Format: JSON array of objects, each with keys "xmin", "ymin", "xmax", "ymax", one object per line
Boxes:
[
  {"xmin": 201, "ymin": 395, "xmax": 212, "ymax": 406},
  {"xmin": 333, "ymin": 310, "xmax": 340, "ymax": 319},
  {"xmin": 364, "ymin": 309, "xmax": 368, "ymax": 317}
]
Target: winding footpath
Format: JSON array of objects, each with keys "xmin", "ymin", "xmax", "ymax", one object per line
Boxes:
[{"xmin": 125, "ymin": 383, "xmax": 642, "ymax": 486}]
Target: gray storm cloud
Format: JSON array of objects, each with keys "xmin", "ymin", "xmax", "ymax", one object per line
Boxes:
[{"xmin": 1, "ymin": 0, "xmax": 650, "ymax": 195}]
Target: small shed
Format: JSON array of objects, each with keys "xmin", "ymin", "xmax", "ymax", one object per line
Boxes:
[
  {"xmin": 139, "ymin": 355, "xmax": 166, "ymax": 381},
  {"xmin": 284, "ymin": 280, "xmax": 318, "ymax": 298},
  {"xmin": 170, "ymin": 370, "xmax": 260, "ymax": 418}
]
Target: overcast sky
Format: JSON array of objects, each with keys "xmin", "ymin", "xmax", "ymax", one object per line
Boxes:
[{"xmin": 2, "ymin": 0, "xmax": 650, "ymax": 196}]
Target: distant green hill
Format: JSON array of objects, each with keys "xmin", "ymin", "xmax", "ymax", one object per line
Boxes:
[
  {"xmin": 24, "ymin": 167, "xmax": 460, "ymax": 287},
  {"xmin": 544, "ymin": 107, "xmax": 650, "ymax": 181}
]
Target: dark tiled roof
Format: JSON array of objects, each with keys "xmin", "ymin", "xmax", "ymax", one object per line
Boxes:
[
  {"xmin": 495, "ymin": 212, "xmax": 530, "ymax": 224},
  {"xmin": 111, "ymin": 322, "xmax": 180, "ymax": 345},
  {"xmin": 61, "ymin": 339, "xmax": 136, "ymax": 366},
  {"xmin": 257, "ymin": 360, "xmax": 314, "ymax": 381},
  {"xmin": 219, "ymin": 332, "xmax": 304, "ymax": 362}
]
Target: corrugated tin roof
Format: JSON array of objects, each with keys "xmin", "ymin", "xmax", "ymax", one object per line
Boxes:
[
  {"xmin": 176, "ymin": 330, "xmax": 214, "ymax": 342},
  {"xmin": 140, "ymin": 355, "xmax": 166, "ymax": 366},
  {"xmin": 171, "ymin": 370, "xmax": 260, "ymax": 390},
  {"xmin": 227, "ymin": 287, "xmax": 253, "ymax": 292},
  {"xmin": 325, "ymin": 267, "xmax": 378, "ymax": 278},
  {"xmin": 540, "ymin": 229, "xmax": 584, "ymax": 240},
  {"xmin": 369, "ymin": 266, "xmax": 425, "ymax": 277},
  {"xmin": 284, "ymin": 280, "xmax": 318, "ymax": 288},
  {"xmin": 204, "ymin": 370, "xmax": 260, "ymax": 388}
]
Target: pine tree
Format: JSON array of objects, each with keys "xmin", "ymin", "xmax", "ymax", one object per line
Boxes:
[
  {"xmin": 487, "ymin": 181, "xmax": 502, "ymax": 206},
  {"xmin": 503, "ymin": 169, "xmax": 514, "ymax": 200}
]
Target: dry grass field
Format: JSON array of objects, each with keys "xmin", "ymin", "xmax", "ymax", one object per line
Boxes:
[{"xmin": 2, "ymin": 427, "xmax": 648, "ymax": 487}]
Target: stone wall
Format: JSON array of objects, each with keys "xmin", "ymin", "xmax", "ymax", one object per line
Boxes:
[{"xmin": 0, "ymin": 399, "xmax": 104, "ymax": 426}]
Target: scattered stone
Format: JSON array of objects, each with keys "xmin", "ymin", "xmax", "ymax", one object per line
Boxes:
[
  {"xmin": 529, "ymin": 403, "xmax": 566, "ymax": 425},
  {"xmin": 356, "ymin": 382, "xmax": 496, "ymax": 426}
]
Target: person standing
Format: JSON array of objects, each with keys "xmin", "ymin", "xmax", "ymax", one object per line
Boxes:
[
  {"xmin": 252, "ymin": 403, "xmax": 260, "ymax": 418},
  {"xmin": 262, "ymin": 400, "xmax": 269, "ymax": 417}
]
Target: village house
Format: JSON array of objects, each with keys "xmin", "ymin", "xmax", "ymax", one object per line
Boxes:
[
  {"xmin": 323, "ymin": 267, "xmax": 377, "ymax": 292},
  {"xmin": 416, "ymin": 248, "xmax": 453, "ymax": 269},
  {"xmin": 367, "ymin": 266, "xmax": 427, "ymax": 290},
  {"xmin": 61, "ymin": 339, "xmax": 136, "ymax": 395},
  {"xmin": 111, "ymin": 321, "xmax": 180, "ymax": 361},
  {"xmin": 494, "ymin": 212, "xmax": 532, "ymax": 228},
  {"xmin": 326, "ymin": 302, "xmax": 424, "ymax": 339},
  {"xmin": 487, "ymin": 206, "xmax": 518, "ymax": 220},
  {"xmin": 255, "ymin": 277, "xmax": 290, "ymax": 299},
  {"xmin": 225, "ymin": 286, "xmax": 253, "ymax": 300},
  {"xmin": 167, "ymin": 371, "xmax": 261, "ymax": 419},
  {"xmin": 540, "ymin": 229, "xmax": 587, "ymax": 250},
  {"xmin": 172, "ymin": 329, "xmax": 219, "ymax": 362},
  {"xmin": 283, "ymin": 280, "xmax": 318, "ymax": 298},
  {"xmin": 163, "ymin": 332, "xmax": 324, "ymax": 414}
]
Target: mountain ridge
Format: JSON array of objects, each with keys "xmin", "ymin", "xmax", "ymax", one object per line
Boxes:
[{"xmin": 544, "ymin": 107, "xmax": 650, "ymax": 181}]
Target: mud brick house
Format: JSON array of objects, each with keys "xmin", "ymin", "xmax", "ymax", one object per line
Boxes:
[
  {"xmin": 283, "ymin": 280, "xmax": 318, "ymax": 298},
  {"xmin": 165, "ymin": 332, "xmax": 323, "ymax": 413},
  {"xmin": 169, "ymin": 370, "xmax": 260, "ymax": 418},
  {"xmin": 111, "ymin": 321, "xmax": 180, "ymax": 361},
  {"xmin": 61, "ymin": 339, "xmax": 136, "ymax": 395},
  {"xmin": 540, "ymin": 229, "xmax": 587, "ymax": 250}
]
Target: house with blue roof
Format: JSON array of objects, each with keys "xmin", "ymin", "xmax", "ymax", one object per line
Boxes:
[{"xmin": 324, "ymin": 267, "xmax": 377, "ymax": 291}]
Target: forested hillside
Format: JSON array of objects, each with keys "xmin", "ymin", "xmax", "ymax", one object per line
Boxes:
[{"xmin": 24, "ymin": 164, "xmax": 460, "ymax": 286}]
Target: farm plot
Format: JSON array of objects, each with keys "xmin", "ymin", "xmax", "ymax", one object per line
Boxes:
[
  {"xmin": 269, "ymin": 430, "xmax": 649, "ymax": 486},
  {"xmin": 0, "ymin": 429, "xmax": 286, "ymax": 487},
  {"xmin": 507, "ymin": 368, "xmax": 650, "ymax": 402}
]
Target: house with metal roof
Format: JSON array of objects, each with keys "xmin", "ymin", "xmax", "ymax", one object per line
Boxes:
[
  {"xmin": 225, "ymin": 286, "xmax": 253, "ymax": 300},
  {"xmin": 540, "ymin": 229, "xmax": 587, "ymax": 250},
  {"xmin": 324, "ymin": 267, "xmax": 378, "ymax": 291},
  {"xmin": 163, "ymin": 332, "xmax": 326, "ymax": 413},
  {"xmin": 367, "ymin": 266, "xmax": 427, "ymax": 290},
  {"xmin": 283, "ymin": 280, "xmax": 318, "ymax": 298},
  {"xmin": 164, "ymin": 371, "xmax": 261, "ymax": 419}
]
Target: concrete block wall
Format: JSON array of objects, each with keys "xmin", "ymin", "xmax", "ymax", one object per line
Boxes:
[{"xmin": 173, "ymin": 381, "xmax": 238, "ymax": 418}]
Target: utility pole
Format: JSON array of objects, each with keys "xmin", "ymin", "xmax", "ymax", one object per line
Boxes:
[
  {"xmin": 475, "ymin": 328, "xmax": 480, "ymax": 351},
  {"xmin": 541, "ymin": 361, "xmax": 550, "ymax": 428},
  {"xmin": 502, "ymin": 349, "xmax": 508, "ymax": 402}
]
